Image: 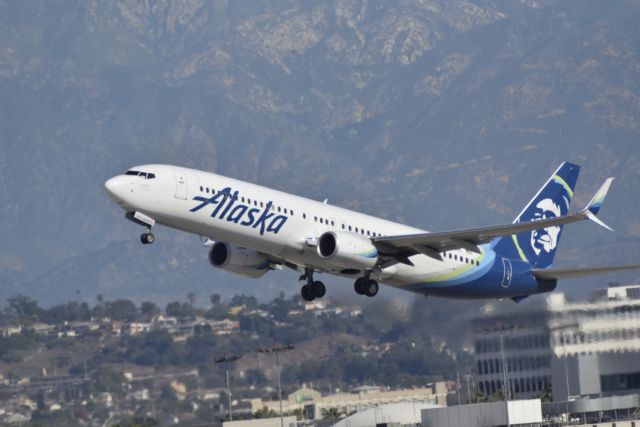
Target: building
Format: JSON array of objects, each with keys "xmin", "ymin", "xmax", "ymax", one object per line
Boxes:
[
  {"xmin": 250, "ymin": 383, "xmax": 447, "ymax": 420},
  {"xmin": 334, "ymin": 402, "xmax": 440, "ymax": 427},
  {"xmin": 472, "ymin": 283, "xmax": 640, "ymax": 401},
  {"xmin": 421, "ymin": 399, "xmax": 542, "ymax": 427},
  {"xmin": 222, "ymin": 416, "xmax": 297, "ymax": 427}
]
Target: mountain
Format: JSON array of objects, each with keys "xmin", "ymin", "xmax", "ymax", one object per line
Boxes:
[{"xmin": 1, "ymin": 0, "xmax": 639, "ymax": 305}]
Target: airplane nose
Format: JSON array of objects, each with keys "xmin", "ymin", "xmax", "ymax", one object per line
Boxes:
[{"xmin": 104, "ymin": 176, "xmax": 127, "ymax": 202}]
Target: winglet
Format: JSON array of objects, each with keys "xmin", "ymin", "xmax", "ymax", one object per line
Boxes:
[
  {"xmin": 586, "ymin": 178, "xmax": 614, "ymax": 215},
  {"xmin": 582, "ymin": 177, "xmax": 614, "ymax": 230}
]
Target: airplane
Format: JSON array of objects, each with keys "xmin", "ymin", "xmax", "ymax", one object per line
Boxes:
[{"xmin": 104, "ymin": 161, "xmax": 639, "ymax": 303}]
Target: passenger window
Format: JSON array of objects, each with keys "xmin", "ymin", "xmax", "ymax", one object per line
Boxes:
[
  {"xmin": 342, "ymin": 224, "xmax": 345, "ymax": 230},
  {"xmin": 331, "ymin": 221, "xmax": 335, "ymax": 226},
  {"xmin": 200, "ymin": 186, "xmax": 204, "ymax": 192},
  {"xmin": 349, "ymin": 225, "xmax": 352, "ymax": 231},
  {"xmin": 260, "ymin": 202, "xmax": 264, "ymax": 207},
  {"xmin": 314, "ymin": 216, "xmax": 317, "ymax": 222},
  {"xmin": 277, "ymin": 207, "xmax": 281, "ymax": 213},
  {"xmin": 206, "ymin": 188, "xmax": 210, "ymax": 193},
  {"xmin": 291, "ymin": 210, "xmax": 294, "ymax": 216},
  {"xmin": 355, "ymin": 227, "xmax": 359, "ymax": 233},
  {"xmin": 303, "ymin": 213, "xmax": 306, "ymax": 219},
  {"xmin": 241, "ymin": 197, "xmax": 245, "ymax": 203}
]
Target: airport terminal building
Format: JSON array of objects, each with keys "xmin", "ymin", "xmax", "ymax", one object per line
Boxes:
[{"xmin": 473, "ymin": 283, "xmax": 640, "ymax": 401}]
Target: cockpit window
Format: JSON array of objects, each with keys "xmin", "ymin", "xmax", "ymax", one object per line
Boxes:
[{"xmin": 125, "ymin": 170, "xmax": 156, "ymax": 179}]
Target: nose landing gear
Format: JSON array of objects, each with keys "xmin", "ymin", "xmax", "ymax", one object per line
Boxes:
[
  {"xmin": 299, "ymin": 268, "xmax": 326, "ymax": 302},
  {"xmin": 125, "ymin": 212, "xmax": 156, "ymax": 245},
  {"xmin": 140, "ymin": 229, "xmax": 155, "ymax": 245}
]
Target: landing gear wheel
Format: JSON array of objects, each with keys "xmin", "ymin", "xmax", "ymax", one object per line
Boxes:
[
  {"xmin": 140, "ymin": 232, "xmax": 155, "ymax": 245},
  {"xmin": 354, "ymin": 278, "xmax": 366, "ymax": 295},
  {"xmin": 364, "ymin": 279, "xmax": 378, "ymax": 297},
  {"xmin": 301, "ymin": 284, "xmax": 315, "ymax": 302},
  {"xmin": 311, "ymin": 281, "xmax": 326, "ymax": 298}
]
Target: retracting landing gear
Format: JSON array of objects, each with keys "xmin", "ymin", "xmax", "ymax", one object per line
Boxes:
[
  {"xmin": 126, "ymin": 211, "xmax": 156, "ymax": 245},
  {"xmin": 140, "ymin": 228, "xmax": 155, "ymax": 245},
  {"xmin": 354, "ymin": 277, "xmax": 378, "ymax": 297},
  {"xmin": 299, "ymin": 268, "xmax": 326, "ymax": 302}
]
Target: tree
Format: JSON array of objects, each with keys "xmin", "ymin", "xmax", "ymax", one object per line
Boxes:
[
  {"xmin": 253, "ymin": 406, "xmax": 277, "ymax": 419},
  {"xmin": 94, "ymin": 366, "xmax": 125, "ymax": 393},
  {"xmin": 187, "ymin": 292, "xmax": 196, "ymax": 307},
  {"xmin": 105, "ymin": 299, "xmax": 138, "ymax": 321},
  {"xmin": 5, "ymin": 295, "xmax": 43, "ymax": 323},
  {"xmin": 323, "ymin": 407, "xmax": 342, "ymax": 420},
  {"xmin": 166, "ymin": 301, "xmax": 194, "ymax": 320},
  {"xmin": 210, "ymin": 294, "xmax": 221, "ymax": 305},
  {"xmin": 229, "ymin": 294, "xmax": 257, "ymax": 309},
  {"xmin": 140, "ymin": 301, "xmax": 160, "ymax": 318}
]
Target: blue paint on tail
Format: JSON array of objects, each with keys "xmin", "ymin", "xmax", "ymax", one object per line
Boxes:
[{"xmin": 493, "ymin": 162, "xmax": 580, "ymax": 269}]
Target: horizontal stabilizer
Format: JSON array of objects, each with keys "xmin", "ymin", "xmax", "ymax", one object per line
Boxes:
[{"xmin": 531, "ymin": 264, "xmax": 640, "ymax": 281}]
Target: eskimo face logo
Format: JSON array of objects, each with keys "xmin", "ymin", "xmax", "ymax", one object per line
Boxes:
[
  {"xmin": 189, "ymin": 187, "xmax": 287, "ymax": 236},
  {"xmin": 530, "ymin": 198, "xmax": 561, "ymax": 255}
]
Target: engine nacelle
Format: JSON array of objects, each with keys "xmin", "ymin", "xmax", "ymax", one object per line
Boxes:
[
  {"xmin": 209, "ymin": 242, "xmax": 269, "ymax": 278},
  {"xmin": 317, "ymin": 231, "xmax": 378, "ymax": 270}
]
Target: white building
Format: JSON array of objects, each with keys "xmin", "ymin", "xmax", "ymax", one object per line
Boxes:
[
  {"xmin": 251, "ymin": 383, "xmax": 448, "ymax": 420},
  {"xmin": 422, "ymin": 399, "xmax": 542, "ymax": 427},
  {"xmin": 473, "ymin": 283, "xmax": 640, "ymax": 401}
]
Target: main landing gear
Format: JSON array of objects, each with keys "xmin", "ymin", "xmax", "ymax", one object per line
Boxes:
[
  {"xmin": 299, "ymin": 268, "xmax": 326, "ymax": 302},
  {"xmin": 354, "ymin": 277, "xmax": 378, "ymax": 297}
]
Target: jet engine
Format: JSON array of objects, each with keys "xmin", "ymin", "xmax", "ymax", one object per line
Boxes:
[
  {"xmin": 209, "ymin": 242, "xmax": 269, "ymax": 278},
  {"xmin": 317, "ymin": 231, "xmax": 378, "ymax": 270}
]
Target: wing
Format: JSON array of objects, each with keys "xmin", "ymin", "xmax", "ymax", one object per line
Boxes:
[
  {"xmin": 531, "ymin": 264, "xmax": 640, "ymax": 280},
  {"xmin": 373, "ymin": 178, "xmax": 614, "ymax": 268}
]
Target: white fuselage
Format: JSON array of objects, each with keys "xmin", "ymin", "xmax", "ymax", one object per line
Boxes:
[{"xmin": 105, "ymin": 164, "xmax": 486, "ymax": 293}]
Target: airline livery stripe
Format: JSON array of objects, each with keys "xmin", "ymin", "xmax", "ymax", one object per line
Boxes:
[
  {"xmin": 553, "ymin": 174, "xmax": 574, "ymax": 198},
  {"xmin": 511, "ymin": 234, "xmax": 529, "ymax": 262},
  {"xmin": 421, "ymin": 250, "xmax": 487, "ymax": 283}
]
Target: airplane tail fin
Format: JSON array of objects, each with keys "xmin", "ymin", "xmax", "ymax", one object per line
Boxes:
[{"xmin": 493, "ymin": 162, "xmax": 580, "ymax": 268}]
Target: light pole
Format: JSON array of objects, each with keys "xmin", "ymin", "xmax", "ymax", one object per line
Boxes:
[
  {"xmin": 215, "ymin": 354, "xmax": 241, "ymax": 422},
  {"xmin": 500, "ymin": 334, "xmax": 510, "ymax": 427},
  {"xmin": 257, "ymin": 344, "xmax": 295, "ymax": 427}
]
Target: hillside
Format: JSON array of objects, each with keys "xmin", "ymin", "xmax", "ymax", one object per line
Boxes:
[{"xmin": 1, "ymin": 0, "xmax": 639, "ymax": 305}]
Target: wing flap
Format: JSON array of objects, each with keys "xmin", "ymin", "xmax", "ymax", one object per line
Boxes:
[{"xmin": 531, "ymin": 264, "xmax": 640, "ymax": 280}]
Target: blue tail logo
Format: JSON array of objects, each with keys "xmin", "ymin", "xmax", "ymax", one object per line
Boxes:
[{"xmin": 493, "ymin": 162, "xmax": 580, "ymax": 268}]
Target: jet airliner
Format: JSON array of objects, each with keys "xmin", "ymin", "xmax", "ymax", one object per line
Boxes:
[{"xmin": 104, "ymin": 162, "xmax": 639, "ymax": 302}]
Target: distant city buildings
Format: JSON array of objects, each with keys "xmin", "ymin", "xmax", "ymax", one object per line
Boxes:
[{"xmin": 472, "ymin": 283, "xmax": 640, "ymax": 401}]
